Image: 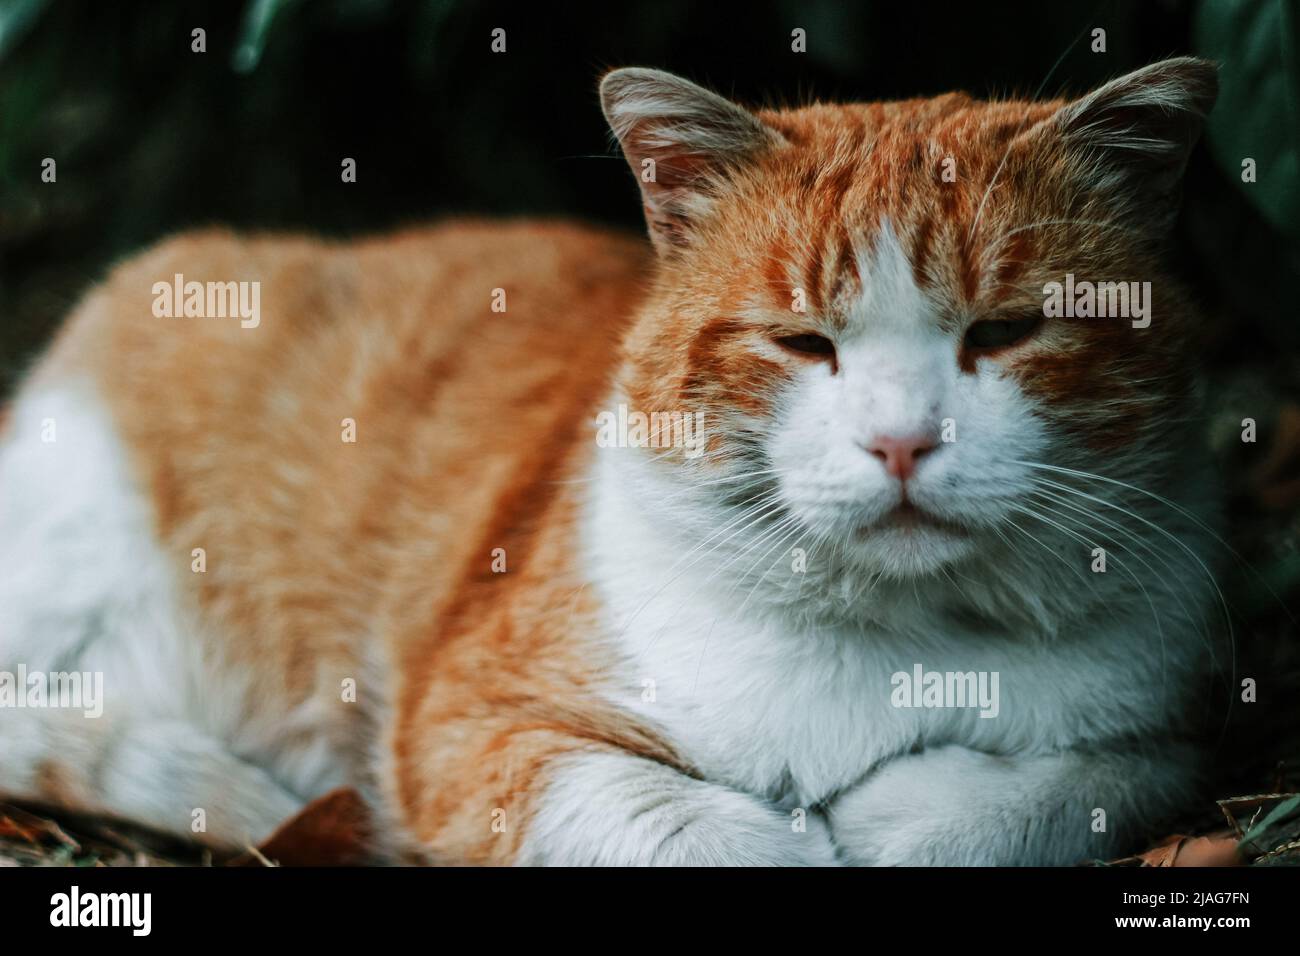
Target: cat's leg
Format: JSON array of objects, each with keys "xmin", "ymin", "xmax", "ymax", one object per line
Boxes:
[
  {"xmin": 0, "ymin": 709, "xmax": 301, "ymax": 847},
  {"xmin": 396, "ymin": 726, "xmax": 838, "ymax": 865},
  {"xmin": 826, "ymin": 743, "xmax": 1197, "ymax": 866},
  {"xmin": 0, "ymin": 381, "xmax": 300, "ymax": 847},
  {"xmin": 520, "ymin": 750, "xmax": 838, "ymax": 865}
]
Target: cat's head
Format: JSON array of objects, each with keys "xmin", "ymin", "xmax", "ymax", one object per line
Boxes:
[{"xmin": 600, "ymin": 60, "xmax": 1216, "ymax": 588}]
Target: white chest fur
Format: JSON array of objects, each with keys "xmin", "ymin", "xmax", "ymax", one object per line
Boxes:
[{"xmin": 582, "ymin": 447, "xmax": 1213, "ymax": 809}]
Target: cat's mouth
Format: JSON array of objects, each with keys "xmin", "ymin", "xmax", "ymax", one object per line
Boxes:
[{"xmin": 859, "ymin": 501, "xmax": 968, "ymax": 537}]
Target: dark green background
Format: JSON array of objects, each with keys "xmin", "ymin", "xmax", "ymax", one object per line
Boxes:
[{"xmin": 1, "ymin": 0, "xmax": 1295, "ymax": 384}]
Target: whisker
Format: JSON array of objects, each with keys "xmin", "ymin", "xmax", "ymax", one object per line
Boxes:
[
  {"xmin": 1014, "ymin": 458, "xmax": 1293, "ymax": 624},
  {"xmin": 1013, "ymin": 496, "xmax": 1172, "ymax": 699},
  {"xmin": 1015, "ymin": 464, "xmax": 1239, "ymax": 652},
  {"xmin": 1011, "ymin": 462, "xmax": 1240, "ymax": 742},
  {"xmin": 617, "ymin": 491, "xmax": 788, "ymax": 645}
]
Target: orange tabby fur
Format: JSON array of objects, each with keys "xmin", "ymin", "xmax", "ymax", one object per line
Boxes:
[{"xmin": 26, "ymin": 221, "xmax": 681, "ymax": 861}]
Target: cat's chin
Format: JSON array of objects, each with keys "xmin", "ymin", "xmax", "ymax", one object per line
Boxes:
[{"xmin": 848, "ymin": 517, "xmax": 976, "ymax": 578}]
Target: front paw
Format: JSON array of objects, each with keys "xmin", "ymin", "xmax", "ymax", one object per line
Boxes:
[
  {"xmin": 522, "ymin": 752, "xmax": 840, "ymax": 866},
  {"xmin": 826, "ymin": 746, "xmax": 1092, "ymax": 866},
  {"xmin": 649, "ymin": 790, "xmax": 841, "ymax": 867},
  {"xmin": 827, "ymin": 768, "xmax": 964, "ymax": 866}
]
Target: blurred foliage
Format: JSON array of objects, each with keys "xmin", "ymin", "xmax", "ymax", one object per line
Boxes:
[
  {"xmin": 1195, "ymin": 0, "xmax": 1299, "ymax": 239},
  {"xmin": 3, "ymin": 0, "xmax": 1263, "ymax": 383}
]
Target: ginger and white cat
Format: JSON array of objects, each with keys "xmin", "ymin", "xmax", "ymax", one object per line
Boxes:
[{"xmin": 0, "ymin": 59, "xmax": 1224, "ymax": 865}]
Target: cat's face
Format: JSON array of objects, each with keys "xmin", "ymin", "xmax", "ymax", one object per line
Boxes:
[{"xmin": 603, "ymin": 61, "xmax": 1215, "ymax": 582}]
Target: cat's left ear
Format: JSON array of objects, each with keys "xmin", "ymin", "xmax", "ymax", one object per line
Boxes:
[
  {"xmin": 1049, "ymin": 57, "xmax": 1218, "ymax": 231},
  {"xmin": 601, "ymin": 68, "xmax": 783, "ymax": 255}
]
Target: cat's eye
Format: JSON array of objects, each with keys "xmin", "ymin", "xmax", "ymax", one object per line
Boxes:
[
  {"xmin": 963, "ymin": 315, "xmax": 1042, "ymax": 353},
  {"xmin": 774, "ymin": 333, "xmax": 836, "ymax": 361}
]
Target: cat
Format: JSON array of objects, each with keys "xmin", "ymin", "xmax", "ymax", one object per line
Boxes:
[{"xmin": 0, "ymin": 58, "xmax": 1224, "ymax": 865}]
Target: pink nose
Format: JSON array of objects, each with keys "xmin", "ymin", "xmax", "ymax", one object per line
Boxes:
[{"xmin": 864, "ymin": 433, "xmax": 937, "ymax": 481}]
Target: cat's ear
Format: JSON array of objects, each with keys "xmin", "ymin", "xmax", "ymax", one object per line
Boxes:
[
  {"xmin": 1050, "ymin": 57, "xmax": 1217, "ymax": 231},
  {"xmin": 600, "ymin": 68, "xmax": 782, "ymax": 255}
]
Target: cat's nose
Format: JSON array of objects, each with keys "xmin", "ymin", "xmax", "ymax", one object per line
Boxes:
[{"xmin": 863, "ymin": 432, "xmax": 938, "ymax": 482}]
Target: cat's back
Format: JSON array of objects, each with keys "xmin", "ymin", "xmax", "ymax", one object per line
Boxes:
[
  {"xmin": 40, "ymin": 218, "xmax": 648, "ymax": 428},
  {"xmin": 20, "ymin": 218, "xmax": 649, "ymax": 667}
]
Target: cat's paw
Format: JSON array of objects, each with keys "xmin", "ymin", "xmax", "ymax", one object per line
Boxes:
[
  {"xmin": 826, "ymin": 746, "xmax": 1057, "ymax": 866},
  {"xmin": 522, "ymin": 751, "xmax": 839, "ymax": 866},
  {"xmin": 826, "ymin": 744, "xmax": 1151, "ymax": 866},
  {"xmin": 827, "ymin": 775, "xmax": 969, "ymax": 866},
  {"xmin": 648, "ymin": 790, "xmax": 840, "ymax": 867}
]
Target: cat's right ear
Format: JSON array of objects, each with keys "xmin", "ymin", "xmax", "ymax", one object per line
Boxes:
[
  {"xmin": 1048, "ymin": 57, "xmax": 1218, "ymax": 234},
  {"xmin": 600, "ymin": 68, "xmax": 781, "ymax": 255}
]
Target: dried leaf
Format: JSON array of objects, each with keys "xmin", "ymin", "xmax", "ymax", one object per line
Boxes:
[
  {"xmin": 1134, "ymin": 831, "xmax": 1242, "ymax": 867},
  {"xmin": 229, "ymin": 788, "xmax": 374, "ymax": 867},
  {"xmin": 0, "ymin": 803, "xmax": 80, "ymax": 850}
]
